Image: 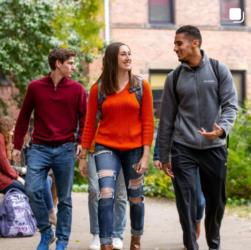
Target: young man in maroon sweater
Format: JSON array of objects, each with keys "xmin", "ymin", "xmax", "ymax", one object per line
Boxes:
[{"xmin": 12, "ymin": 48, "xmax": 87, "ymax": 250}]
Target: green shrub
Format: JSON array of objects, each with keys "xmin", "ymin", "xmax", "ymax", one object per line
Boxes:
[
  {"xmin": 145, "ymin": 169, "xmax": 174, "ymax": 199},
  {"xmin": 227, "ymin": 107, "xmax": 251, "ymax": 201}
]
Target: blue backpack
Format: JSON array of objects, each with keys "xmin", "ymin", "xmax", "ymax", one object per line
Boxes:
[{"xmin": 0, "ymin": 188, "xmax": 37, "ymax": 237}]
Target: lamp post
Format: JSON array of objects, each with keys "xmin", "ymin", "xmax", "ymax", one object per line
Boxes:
[{"xmin": 104, "ymin": 0, "xmax": 110, "ymax": 45}]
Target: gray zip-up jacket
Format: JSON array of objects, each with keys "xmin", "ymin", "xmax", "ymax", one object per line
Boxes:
[{"xmin": 159, "ymin": 52, "xmax": 238, "ymax": 163}]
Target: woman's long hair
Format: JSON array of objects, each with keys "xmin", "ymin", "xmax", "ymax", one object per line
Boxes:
[
  {"xmin": 99, "ymin": 42, "xmax": 139, "ymax": 95},
  {"xmin": 0, "ymin": 116, "xmax": 14, "ymax": 159}
]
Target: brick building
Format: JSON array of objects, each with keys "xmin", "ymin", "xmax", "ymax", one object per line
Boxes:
[{"xmin": 89, "ymin": 0, "xmax": 251, "ymax": 113}]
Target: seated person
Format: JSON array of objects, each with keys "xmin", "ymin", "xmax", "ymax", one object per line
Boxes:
[{"xmin": 0, "ymin": 116, "xmax": 25, "ymax": 194}]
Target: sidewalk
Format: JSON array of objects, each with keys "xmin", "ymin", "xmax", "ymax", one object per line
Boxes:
[{"xmin": 1, "ymin": 192, "xmax": 251, "ymax": 250}]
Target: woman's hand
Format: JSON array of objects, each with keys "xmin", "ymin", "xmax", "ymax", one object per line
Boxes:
[
  {"xmin": 135, "ymin": 156, "xmax": 149, "ymax": 174},
  {"xmin": 78, "ymin": 158, "xmax": 88, "ymax": 177},
  {"xmin": 17, "ymin": 176, "xmax": 25, "ymax": 185},
  {"xmin": 135, "ymin": 145, "xmax": 150, "ymax": 174}
]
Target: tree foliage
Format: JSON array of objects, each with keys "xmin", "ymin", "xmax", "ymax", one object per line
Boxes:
[
  {"xmin": 0, "ymin": 0, "xmax": 54, "ymax": 96},
  {"xmin": 52, "ymin": 0, "xmax": 103, "ymax": 83},
  {"xmin": 0, "ymin": 0, "xmax": 103, "ymax": 100}
]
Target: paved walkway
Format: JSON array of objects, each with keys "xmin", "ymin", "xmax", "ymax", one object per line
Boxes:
[{"xmin": 1, "ymin": 193, "xmax": 251, "ymax": 250}]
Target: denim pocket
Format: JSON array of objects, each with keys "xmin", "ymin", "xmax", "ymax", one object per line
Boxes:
[{"xmin": 94, "ymin": 143, "xmax": 108, "ymax": 152}]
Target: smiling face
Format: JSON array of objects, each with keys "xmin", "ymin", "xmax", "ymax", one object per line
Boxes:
[
  {"xmin": 174, "ymin": 33, "xmax": 200, "ymax": 63},
  {"xmin": 117, "ymin": 45, "xmax": 132, "ymax": 72}
]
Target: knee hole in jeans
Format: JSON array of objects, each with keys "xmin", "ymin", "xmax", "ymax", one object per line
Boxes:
[
  {"xmin": 100, "ymin": 187, "xmax": 114, "ymax": 199},
  {"xmin": 98, "ymin": 169, "xmax": 115, "ymax": 179},
  {"xmin": 128, "ymin": 175, "xmax": 144, "ymax": 190},
  {"xmin": 129, "ymin": 196, "xmax": 143, "ymax": 204}
]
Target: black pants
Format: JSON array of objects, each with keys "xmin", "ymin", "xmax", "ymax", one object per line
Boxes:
[{"xmin": 171, "ymin": 142, "xmax": 227, "ymax": 250}]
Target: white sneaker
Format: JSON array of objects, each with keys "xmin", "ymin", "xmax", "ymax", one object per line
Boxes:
[
  {"xmin": 113, "ymin": 237, "xmax": 123, "ymax": 249},
  {"xmin": 89, "ymin": 234, "xmax": 100, "ymax": 250}
]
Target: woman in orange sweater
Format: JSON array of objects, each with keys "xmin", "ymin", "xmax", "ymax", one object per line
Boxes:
[{"xmin": 79, "ymin": 42, "xmax": 154, "ymax": 250}]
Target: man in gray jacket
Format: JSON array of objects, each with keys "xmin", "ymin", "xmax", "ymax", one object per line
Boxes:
[{"xmin": 158, "ymin": 25, "xmax": 238, "ymax": 250}]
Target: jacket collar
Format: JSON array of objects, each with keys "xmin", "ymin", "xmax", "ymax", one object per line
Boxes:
[{"xmin": 181, "ymin": 50, "xmax": 209, "ymax": 70}]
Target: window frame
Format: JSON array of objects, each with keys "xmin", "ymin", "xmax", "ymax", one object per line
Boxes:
[
  {"xmin": 149, "ymin": 69, "xmax": 172, "ymax": 117},
  {"xmin": 231, "ymin": 70, "xmax": 246, "ymax": 105},
  {"xmin": 148, "ymin": 0, "xmax": 175, "ymax": 25},
  {"xmin": 220, "ymin": 0, "xmax": 245, "ymax": 27}
]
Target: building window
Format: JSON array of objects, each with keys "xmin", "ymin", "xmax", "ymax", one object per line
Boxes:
[
  {"xmin": 231, "ymin": 70, "xmax": 245, "ymax": 105},
  {"xmin": 220, "ymin": 0, "xmax": 245, "ymax": 26},
  {"xmin": 149, "ymin": 69, "xmax": 171, "ymax": 117},
  {"xmin": 149, "ymin": 0, "xmax": 174, "ymax": 25}
]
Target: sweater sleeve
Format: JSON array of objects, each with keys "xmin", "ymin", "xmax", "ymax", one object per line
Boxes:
[
  {"xmin": 141, "ymin": 80, "xmax": 154, "ymax": 146},
  {"xmin": 0, "ymin": 135, "xmax": 18, "ymax": 180},
  {"xmin": 81, "ymin": 83, "xmax": 98, "ymax": 149},
  {"xmin": 13, "ymin": 83, "xmax": 34, "ymax": 150}
]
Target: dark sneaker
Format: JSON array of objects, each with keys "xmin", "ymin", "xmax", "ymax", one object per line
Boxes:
[{"xmin": 37, "ymin": 228, "xmax": 55, "ymax": 250}]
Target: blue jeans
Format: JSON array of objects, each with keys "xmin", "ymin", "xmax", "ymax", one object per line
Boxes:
[
  {"xmin": 87, "ymin": 154, "xmax": 127, "ymax": 239},
  {"xmin": 25, "ymin": 143, "xmax": 75, "ymax": 245},
  {"xmin": 94, "ymin": 144, "xmax": 144, "ymax": 245},
  {"xmin": 23, "ymin": 146, "xmax": 54, "ymax": 211},
  {"xmin": 196, "ymin": 168, "xmax": 205, "ymax": 222},
  {"xmin": 44, "ymin": 176, "xmax": 54, "ymax": 211}
]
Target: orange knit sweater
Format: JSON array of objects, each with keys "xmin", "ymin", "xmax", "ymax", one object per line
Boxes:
[{"xmin": 82, "ymin": 80, "xmax": 154, "ymax": 150}]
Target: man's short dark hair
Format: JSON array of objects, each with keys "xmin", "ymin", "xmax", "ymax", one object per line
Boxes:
[
  {"xmin": 176, "ymin": 25, "xmax": 202, "ymax": 47},
  {"xmin": 48, "ymin": 48, "xmax": 76, "ymax": 70}
]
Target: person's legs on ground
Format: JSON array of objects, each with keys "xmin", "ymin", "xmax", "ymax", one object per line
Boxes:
[
  {"xmin": 52, "ymin": 142, "xmax": 75, "ymax": 250},
  {"xmin": 171, "ymin": 142, "xmax": 198, "ymax": 250},
  {"xmin": 121, "ymin": 147, "xmax": 144, "ymax": 250},
  {"xmin": 25, "ymin": 144, "xmax": 55, "ymax": 250},
  {"xmin": 50, "ymin": 173, "xmax": 58, "ymax": 207},
  {"xmin": 44, "ymin": 175, "xmax": 57, "ymax": 226},
  {"xmin": 112, "ymin": 169, "xmax": 127, "ymax": 249},
  {"xmin": 195, "ymin": 168, "xmax": 205, "ymax": 239},
  {"xmin": 87, "ymin": 154, "xmax": 100, "ymax": 250},
  {"xmin": 199, "ymin": 146, "xmax": 227, "ymax": 250},
  {"xmin": 94, "ymin": 144, "xmax": 121, "ymax": 250}
]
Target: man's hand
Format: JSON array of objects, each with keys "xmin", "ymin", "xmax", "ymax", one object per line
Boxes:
[
  {"xmin": 76, "ymin": 144, "xmax": 82, "ymax": 156},
  {"xmin": 198, "ymin": 123, "xmax": 224, "ymax": 140},
  {"xmin": 154, "ymin": 160, "xmax": 162, "ymax": 170},
  {"xmin": 162, "ymin": 162, "xmax": 174, "ymax": 178},
  {"xmin": 78, "ymin": 158, "xmax": 88, "ymax": 177},
  {"xmin": 12, "ymin": 149, "xmax": 21, "ymax": 164}
]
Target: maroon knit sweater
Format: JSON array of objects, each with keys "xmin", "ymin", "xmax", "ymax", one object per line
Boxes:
[{"xmin": 14, "ymin": 75, "xmax": 87, "ymax": 150}]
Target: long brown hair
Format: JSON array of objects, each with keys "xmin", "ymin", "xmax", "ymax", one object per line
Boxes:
[
  {"xmin": 0, "ymin": 116, "xmax": 14, "ymax": 159},
  {"xmin": 99, "ymin": 42, "xmax": 139, "ymax": 95}
]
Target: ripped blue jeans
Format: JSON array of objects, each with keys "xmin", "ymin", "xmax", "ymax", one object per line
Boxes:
[{"xmin": 94, "ymin": 144, "xmax": 144, "ymax": 245}]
